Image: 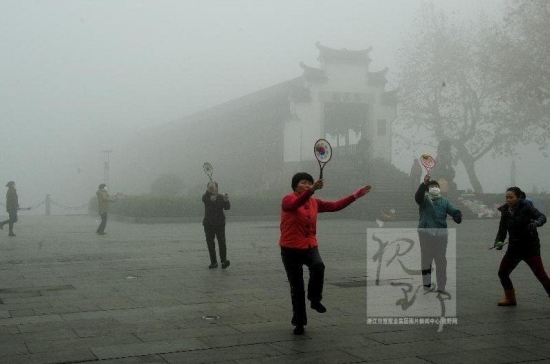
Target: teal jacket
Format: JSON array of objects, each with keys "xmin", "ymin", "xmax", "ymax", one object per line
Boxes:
[{"xmin": 415, "ymin": 183, "xmax": 462, "ymax": 235}]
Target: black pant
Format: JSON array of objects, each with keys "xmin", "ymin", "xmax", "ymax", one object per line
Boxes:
[
  {"xmin": 97, "ymin": 213, "xmax": 107, "ymax": 233},
  {"xmin": 418, "ymin": 231, "xmax": 448, "ymax": 290},
  {"xmin": 498, "ymin": 251, "xmax": 550, "ymax": 295},
  {"xmin": 204, "ymin": 224, "xmax": 227, "ymax": 264},
  {"xmin": 0, "ymin": 211, "xmax": 18, "ymax": 233},
  {"xmin": 281, "ymin": 247, "xmax": 325, "ymax": 326}
]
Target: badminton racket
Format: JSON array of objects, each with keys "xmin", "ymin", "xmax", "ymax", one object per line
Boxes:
[
  {"xmin": 314, "ymin": 139, "xmax": 332, "ymax": 179},
  {"xmin": 203, "ymin": 162, "xmax": 213, "ymax": 182},
  {"xmin": 420, "ymin": 154, "xmax": 436, "ymax": 174}
]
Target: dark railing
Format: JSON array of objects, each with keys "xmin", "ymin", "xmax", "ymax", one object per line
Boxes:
[{"xmin": 332, "ymin": 144, "xmax": 358, "ymax": 158}]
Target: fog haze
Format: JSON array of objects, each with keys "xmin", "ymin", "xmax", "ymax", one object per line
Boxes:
[{"xmin": 2, "ymin": 0, "xmax": 540, "ymax": 214}]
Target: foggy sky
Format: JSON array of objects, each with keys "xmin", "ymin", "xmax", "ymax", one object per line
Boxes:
[{"xmin": 2, "ymin": 0, "xmax": 539, "ymax": 214}]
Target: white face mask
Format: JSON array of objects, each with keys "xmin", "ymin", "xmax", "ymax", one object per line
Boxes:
[{"xmin": 429, "ymin": 187, "xmax": 440, "ymax": 195}]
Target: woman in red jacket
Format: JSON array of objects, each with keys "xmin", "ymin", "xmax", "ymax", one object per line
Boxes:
[{"xmin": 280, "ymin": 172, "xmax": 371, "ymax": 335}]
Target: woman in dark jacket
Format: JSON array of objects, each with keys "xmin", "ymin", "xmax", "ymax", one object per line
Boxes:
[
  {"xmin": 0, "ymin": 181, "xmax": 19, "ymax": 236},
  {"xmin": 202, "ymin": 181, "xmax": 231, "ymax": 269},
  {"xmin": 494, "ymin": 186, "xmax": 549, "ymax": 306}
]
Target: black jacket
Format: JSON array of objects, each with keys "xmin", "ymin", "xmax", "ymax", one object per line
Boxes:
[
  {"xmin": 6, "ymin": 188, "xmax": 18, "ymax": 212},
  {"xmin": 496, "ymin": 201, "xmax": 546, "ymax": 255},
  {"xmin": 202, "ymin": 192, "xmax": 230, "ymax": 226}
]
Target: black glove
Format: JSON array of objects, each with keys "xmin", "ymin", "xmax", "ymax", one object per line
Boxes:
[
  {"xmin": 528, "ymin": 221, "xmax": 538, "ymax": 233},
  {"xmin": 453, "ymin": 211, "xmax": 462, "ymax": 224}
]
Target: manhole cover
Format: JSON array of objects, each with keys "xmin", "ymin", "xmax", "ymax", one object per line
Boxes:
[{"xmin": 202, "ymin": 315, "xmax": 221, "ymax": 321}]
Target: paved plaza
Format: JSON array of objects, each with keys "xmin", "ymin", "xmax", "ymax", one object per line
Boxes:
[{"xmin": 1, "ymin": 215, "xmax": 550, "ymax": 364}]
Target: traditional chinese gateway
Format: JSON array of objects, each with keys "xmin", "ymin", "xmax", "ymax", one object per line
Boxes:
[{"xmin": 116, "ymin": 43, "xmax": 420, "ymax": 219}]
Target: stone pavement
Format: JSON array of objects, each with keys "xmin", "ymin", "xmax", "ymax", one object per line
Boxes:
[{"xmin": 1, "ymin": 215, "xmax": 550, "ymax": 364}]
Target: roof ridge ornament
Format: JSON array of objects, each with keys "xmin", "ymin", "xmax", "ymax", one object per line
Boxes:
[{"xmin": 315, "ymin": 42, "xmax": 373, "ymax": 65}]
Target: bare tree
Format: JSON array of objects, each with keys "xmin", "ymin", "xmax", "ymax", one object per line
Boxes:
[
  {"xmin": 496, "ymin": 0, "xmax": 550, "ymax": 140},
  {"xmin": 395, "ymin": 3, "xmax": 549, "ymax": 193}
]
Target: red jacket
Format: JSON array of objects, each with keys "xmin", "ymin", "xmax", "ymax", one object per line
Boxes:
[{"xmin": 279, "ymin": 190, "xmax": 357, "ymax": 249}]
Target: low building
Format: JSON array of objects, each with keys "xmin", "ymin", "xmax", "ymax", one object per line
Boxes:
[{"xmin": 117, "ymin": 43, "xmax": 397, "ymax": 197}]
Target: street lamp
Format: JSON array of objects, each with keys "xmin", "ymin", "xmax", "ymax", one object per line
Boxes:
[{"xmin": 102, "ymin": 150, "xmax": 113, "ymax": 187}]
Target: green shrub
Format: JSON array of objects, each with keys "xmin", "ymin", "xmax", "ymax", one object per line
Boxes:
[{"xmin": 89, "ymin": 193, "xmax": 281, "ymax": 218}]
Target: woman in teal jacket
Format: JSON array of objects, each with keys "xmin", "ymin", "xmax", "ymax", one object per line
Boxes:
[{"xmin": 414, "ymin": 174, "xmax": 462, "ymax": 292}]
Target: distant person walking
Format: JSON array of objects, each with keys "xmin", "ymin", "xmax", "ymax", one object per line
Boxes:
[
  {"xmin": 415, "ymin": 174, "xmax": 462, "ymax": 292},
  {"xmin": 493, "ymin": 186, "xmax": 549, "ymax": 306},
  {"xmin": 0, "ymin": 181, "xmax": 19, "ymax": 237},
  {"xmin": 356, "ymin": 135, "xmax": 371, "ymax": 179},
  {"xmin": 96, "ymin": 183, "xmax": 119, "ymax": 235},
  {"xmin": 279, "ymin": 172, "xmax": 371, "ymax": 335},
  {"xmin": 410, "ymin": 158, "xmax": 422, "ymax": 191},
  {"xmin": 202, "ymin": 181, "xmax": 231, "ymax": 269}
]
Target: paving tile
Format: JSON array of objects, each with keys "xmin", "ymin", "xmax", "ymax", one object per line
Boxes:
[
  {"xmin": 135, "ymin": 325, "xmax": 241, "ymax": 342},
  {"xmin": 235, "ymin": 349, "xmax": 364, "ymax": 364},
  {"xmin": 0, "ymin": 314, "xmax": 64, "ymax": 327},
  {"xmin": 472, "ymin": 332, "xmax": 550, "ymax": 348},
  {"xmin": 161, "ymin": 344, "xmax": 296, "ymax": 364},
  {"xmin": 17, "ymin": 317, "xmax": 120, "ymax": 333},
  {"xmin": 34, "ymin": 301, "xmax": 102, "ymax": 315},
  {"xmin": 0, "ymin": 342, "xmax": 28, "ymax": 356},
  {"xmin": 523, "ymin": 328, "xmax": 550, "ymax": 341},
  {"xmin": 418, "ymin": 346, "xmax": 548, "ymax": 364},
  {"xmin": 434, "ymin": 336, "xmax": 499, "ymax": 351},
  {"xmin": 0, "ymin": 329, "xmax": 77, "ymax": 344},
  {"xmin": 0, "ymin": 325, "xmax": 19, "ymax": 334},
  {"xmin": 196, "ymin": 329, "xmax": 308, "ymax": 348},
  {"xmin": 91, "ymin": 338, "xmax": 209, "ymax": 360},
  {"xmin": 363, "ymin": 326, "xmax": 469, "ymax": 344},
  {"xmin": 516, "ymin": 343, "xmax": 550, "ymax": 358},
  {"xmin": 0, "ymin": 217, "xmax": 549, "ymax": 364},
  {"xmin": 26, "ymin": 333, "xmax": 140, "ymax": 354},
  {"xmin": 270, "ymin": 334, "xmax": 383, "ymax": 353},
  {"xmin": 0, "ymin": 348, "xmax": 97, "ymax": 364},
  {"xmin": 95, "ymin": 355, "xmax": 170, "ymax": 364},
  {"xmin": 342, "ymin": 341, "xmax": 459, "ymax": 361},
  {"xmin": 73, "ymin": 319, "xmax": 178, "ymax": 338},
  {"xmin": 8, "ymin": 309, "xmax": 35, "ymax": 317},
  {"xmin": 451, "ymin": 320, "xmax": 548, "ymax": 336}
]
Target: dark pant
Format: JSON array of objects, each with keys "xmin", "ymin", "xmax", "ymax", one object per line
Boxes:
[
  {"xmin": 204, "ymin": 224, "xmax": 227, "ymax": 264},
  {"xmin": 0, "ymin": 211, "xmax": 18, "ymax": 233},
  {"xmin": 97, "ymin": 213, "xmax": 107, "ymax": 233},
  {"xmin": 281, "ymin": 247, "xmax": 325, "ymax": 326},
  {"xmin": 418, "ymin": 232, "xmax": 448, "ymax": 290},
  {"xmin": 498, "ymin": 252, "xmax": 550, "ymax": 295}
]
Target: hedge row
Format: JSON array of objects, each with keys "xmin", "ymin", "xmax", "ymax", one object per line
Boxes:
[{"xmin": 89, "ymin": 193, "xmax": 282, "ymax": 218}]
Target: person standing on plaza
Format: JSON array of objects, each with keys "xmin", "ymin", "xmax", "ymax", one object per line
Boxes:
[
  {"xmin": 493, "ymin": 186, "xmax": 549, "ymax": 306},
  {"xmin": 96, "ymin": 183, "xmax": 119, "ymax": 235},
  {"xmin": 415, "ymin": 174, "xmax": 462, "ymax": 292},
  {"xmin": 202, "ymin": 181, "xmax": 231, "ymax": 269},
  {"xmin": 0, "ymin": 181, "xmax": 19, "ymax": 237},
  {"xmin": 280, "ymin": 172, "xmax": 371, "ymax": 335},
  {"xmin": 356, "ymin": 135, "xmax": 371, "ymax": 179}
]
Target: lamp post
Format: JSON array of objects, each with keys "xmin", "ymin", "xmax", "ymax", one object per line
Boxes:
[{"xmin": 102, "ymin": 150, "xmax": 113, "ymax": 187}]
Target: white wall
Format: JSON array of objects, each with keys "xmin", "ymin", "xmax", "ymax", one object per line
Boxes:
[{"xmin": 283, "ymin": 61, "xmax": 396, "ymax": 163}]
